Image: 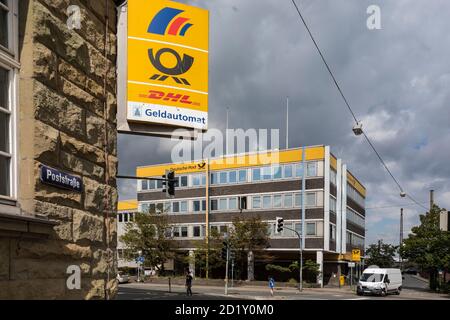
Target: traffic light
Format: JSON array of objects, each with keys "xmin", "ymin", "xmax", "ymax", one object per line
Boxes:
[
  {"xmin": 162, "ymin": 170, "xmax": 176, "ymax": 198},
  {"xmin": 230, "ymin": 250, "xmax": 235, "ymax": 261},
  {"xmin": 221, "ymin": 241, "xmax": 228, "ymax": 260},
  {"xmin": 276, "ymin": 217, "xmax": 284, "ymax": 233}
]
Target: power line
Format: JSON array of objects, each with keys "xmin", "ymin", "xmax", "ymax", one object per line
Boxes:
[
  {"xmin": 290, "ymin": 0, "xmax": 428, "ymax": 210},
  {"xmin": 406, "ymin": 194, "xmax": 429, "ymax": 211},
  {"xmin": 365, "ymin": 201, "xmax": 428, "ymax": 211}
]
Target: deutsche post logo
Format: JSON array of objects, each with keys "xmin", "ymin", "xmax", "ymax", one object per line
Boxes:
[
  {"xmin": 148, "ymin": 48, "xmax": 194, "ymax": 85},
  {"xmin": 147, "ymin": 7, "xmax": 194, "ymax": 37}
]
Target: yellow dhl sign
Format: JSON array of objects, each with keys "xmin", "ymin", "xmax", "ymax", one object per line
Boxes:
[
  {"xmin": 127, "ymin": 0, "xmax": 209, "ymax": 130},
  {"xmin": 137, "ymin": 147, "xmax": 325, "ymax": 177},
  {"xmin": 118, "ymin": 199, "xmax": 138, "ymax": 211}
]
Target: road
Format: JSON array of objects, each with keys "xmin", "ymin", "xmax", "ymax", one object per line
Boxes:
[{"xmin": 117, "ymin": 275, "xmax": 448, "ymax": 300}]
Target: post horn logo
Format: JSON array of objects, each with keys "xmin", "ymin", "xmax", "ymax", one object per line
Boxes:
[
  {"xmin": 148, "ymin": 48, "xmax": 194, "ymax": 85},
  {"xmin": 197, "ymin": 161, "xmax": 206, "ymax": 169}
]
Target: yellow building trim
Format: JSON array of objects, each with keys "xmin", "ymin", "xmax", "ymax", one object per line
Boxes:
[
  {"xmin": 136, "ymin": 146, "xmax": 325, "ymax": 177},
  {"xmin": 330, "ymin": 154, "xmax": 337, "ymax": 171},
  {"xmin": 118, "ymin": 199, "xmax": 138, "ymax": 211},
  {"xmin": 347, "ymin": 171, "xmax": 366, "ymax": 198}
]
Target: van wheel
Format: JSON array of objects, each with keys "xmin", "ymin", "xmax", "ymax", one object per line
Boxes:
[
  {"xmin": 380, "ymin": 289, "xmax": 387, "ymax": 297},
  {"xmin": 395, "ymin": 290, "xmax": 400, "ymax": 295}
]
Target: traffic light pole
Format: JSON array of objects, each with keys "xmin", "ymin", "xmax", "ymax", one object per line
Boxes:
[
  {"xmin": 225, "ymin": 245, "xmax": 229, "ymax": 295},
  {"xmin": 300, "ymin": 146, "xmax": 306, "ymax": 292},
  {"xmin": 284, "ymin": 226, "xmax": 303, "ymax": 292}
]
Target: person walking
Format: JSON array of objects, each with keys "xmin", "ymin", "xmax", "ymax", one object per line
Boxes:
[
  {"xmin": 268, "ymin": 276, "xmax": 275, "ymax": 297},
  {"xmin": 185, "ymin": 270, "xmax": 193, "ymax": 296}
]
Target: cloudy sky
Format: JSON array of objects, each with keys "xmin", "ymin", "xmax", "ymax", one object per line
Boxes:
[{"xmin": 118, "ymin": 0, "xmax": 450, "ymax": 246}]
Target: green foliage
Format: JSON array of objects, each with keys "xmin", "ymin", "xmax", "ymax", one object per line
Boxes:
[
  {"xmin": 120, "ymin": 211, "xmax": 174, "ymax": 274},
  {"xmin": 192, "ymin": 228, "xmax": 226, "ymax": 277},
  {"xmin": 400, "ymin": 205, "xmax": 450, "ymax": 290},
  {"xmin": 265, "ymin": 264, "xmax": 291, "ymax": 273},
  {"xmin": 365, "ymin": 240, "xmax": 398, "ymax": 268}
]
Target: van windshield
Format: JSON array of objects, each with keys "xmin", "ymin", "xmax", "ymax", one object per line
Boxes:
[{"xmin": 360, "ymin": 273, "xmax": 383, "ymax": 282}]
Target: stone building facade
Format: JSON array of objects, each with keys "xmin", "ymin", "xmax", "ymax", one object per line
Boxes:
[{"xmin": 0, "ymin": 0, "xmax": 119, "ymax": 299}]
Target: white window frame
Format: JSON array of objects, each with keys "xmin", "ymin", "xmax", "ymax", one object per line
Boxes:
[{"xmin": 0, "ymin": 0, "xmax": 19, "ymax": 202}]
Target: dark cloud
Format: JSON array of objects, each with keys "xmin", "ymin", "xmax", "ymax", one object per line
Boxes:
[{"xmin": 118, "ymin": 0, "xmax": 450, "ymax": 245}]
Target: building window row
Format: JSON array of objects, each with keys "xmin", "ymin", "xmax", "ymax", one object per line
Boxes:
[
  {"xmin": 346, "ymin": 207, "xmax": 365, "ymax": 228},
  {"xmin": 330, "ymin": 169, "xmax": 337, "ymax": 186},
  {"xmin": 347, "ymin": 183, "xmax": 365, "ymax": 208},
  {"xmin": 346, "ymin": 231, "xmax": 365, "ymax": 247},
  {"xmin": 138, "ymin": 161, "xmax": 321, "ymax": 192},
  {"xmin": 138, "ymin": 191, "xmax": 321, "ymax": 215},
  {"xmin": 118, "ymin": 212, "xmax": 135, "ymax": 223}
]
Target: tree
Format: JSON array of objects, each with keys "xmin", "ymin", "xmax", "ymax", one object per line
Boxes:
[
  {"xmin": 229, "ymin": 216, "xmax": 271, "ymax": 280},
  {"xmin": 265, "ymin": 260, "xmax": 321, "ymax": 283},
  {"xmin": 365, "ymin": 240, "xmax": 398, "ymax": 268},
  {"xmin": 400, "ymin": 205, "xmax": 450, "ymax": 290},
  {"xmin": 190, "ymin": 228, "xmax": 225, "ymax": 278},
  {"xmin": 120, "ymin": 211, "xmax": 174, "ymax": 275}
]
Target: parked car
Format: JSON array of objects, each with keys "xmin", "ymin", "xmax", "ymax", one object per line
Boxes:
[
  {"xmin": 117, "ymin": 271, "xmax": 129, "ymax": 284},
  {"xmin": 404, "ymin": 268, "xmax": 418, "ymax": 275},
  {"xmin": 357, "ymin": 268, "xmax": 402, "ymax": 296}
]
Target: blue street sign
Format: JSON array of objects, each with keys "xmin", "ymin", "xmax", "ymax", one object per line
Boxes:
[
  {"xmin": 136, "ymin": 256, "xmax": 145, "ymax": 263},
  {"xmin": 39, "ymin": 165, "xmax": 83, "ymax": 192}
]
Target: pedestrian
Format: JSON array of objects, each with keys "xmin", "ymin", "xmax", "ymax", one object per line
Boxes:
[
  {"xmin": 185, "ymin": 270, "xmax": 193, "ymax": 296},
  {"xmin": 268, "ymin": 276, "xmax": 275, "ymax": 297}
]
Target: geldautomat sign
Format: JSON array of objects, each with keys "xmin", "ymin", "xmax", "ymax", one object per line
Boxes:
[{"xmin": 39, "ymin": 165, "xmax": 83, "ymax": 192}]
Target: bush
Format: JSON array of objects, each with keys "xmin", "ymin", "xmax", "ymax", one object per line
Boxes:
[{"xmin": 288, "ymin": 278, "xmax": 298, "ymax": 285}]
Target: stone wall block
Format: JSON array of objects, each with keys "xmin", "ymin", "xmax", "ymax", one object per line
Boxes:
[
  {"xmin": 72, "ymin": 210, "xmax": 104, "ymax": 243},
  {"xmin": 60, "ymin": 132, "xmax": 105, "ymax": 166},
  {"xmin": 60, "ymin": 151, "xmax": 105, "ymax": 182},
  {"xmin": 34, "ymin": 120, "xmax": 60, "ymax": 166}
]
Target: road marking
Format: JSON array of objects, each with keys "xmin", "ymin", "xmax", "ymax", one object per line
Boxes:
[{"xmin": 345, "ymin": 297, "xmax": 370, "ymax": 300}]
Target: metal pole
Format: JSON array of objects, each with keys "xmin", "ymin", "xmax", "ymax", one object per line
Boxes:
[
  {"xmin": 350, "ymin": 266, "xmax": 353, "ymax": 290},
  {"xmin": 232, "ymin": 258, "xmax": 235, "ymax": 287},
  {"xmin": 225, "ymin": 245, "xmax": 229, "ymax": 295},
  {"xmin": 300, "ymin": 146, "xmax": 306, "ymax": 292},
  {"xmin": 205, "ymin": 159, "xmax": 210, "ymax": 280},
  {"xmin": 400, "ymin": 208, "xmax": 403, "ymax": 271}
]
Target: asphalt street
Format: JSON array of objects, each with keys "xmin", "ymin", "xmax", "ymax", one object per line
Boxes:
[{"xmin": 117, "ymin": 274, "xmax": 448, "ymax": 300}]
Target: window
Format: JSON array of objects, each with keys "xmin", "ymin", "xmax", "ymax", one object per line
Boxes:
[
  {"xmin": 210, "ymin": 199, "xmax": 218, "ymax": 211},
  {"xmin": 118, "ymin": 213, "xmax": 123, "ymax": 222},
  {"xmin": 202, "ymin": 200, "xmax": 207, "ymax": 211},
  {"xmin": 156, "ymin": 179, "xmax": 163, "ymax": 189},
  {"xmin": 252, "ymin": 196, "xmax": 261, "ymax": 209},
  {"xmin": 172, "ymin": 201, "xmax": 180, "ymax": 213},
  {"xmin": 273, "ymin": 165, "xmax": 282, "ymax": 179},
  {"xmin": 295, "ymin": 223, "xmax": 302, "ymax": 235},
  {"xmin": 239, "ymin": 170, "xmax": 247, "ymax": 182},
  {"xmin": 229, "ymin": 171, "xmax": 237, "ymax": 183},
  {"xmin": 295, "ymin": 163, "xmax": 303, "ymax": 177},
  {"xmin": 219, "ymin": 171, "xmax": 227, "ymax": 184},
  {"xmin": 129, "ymin": 213, "xmax": 134, "ymax": 221},
  {"xmin": 219, "ymin": 225, "xmax": 228, "ymax": 234},
  {"xmin": 210, "ymin": 225, "xmax": 218, "ymax": 234},
  {"xmin": 262, "ymin": 166, "xmax": 272, "ymax": 180},
  {"xmin": 229, "ymin": 197, "xmax": 237, "ymax": 210},
  {"xmin": 0, "ymin": 0, "xmax": 18, "ymax": 200},
  {"xmin": 193, "ymin": 226, "xmax": 201, "ymax": 237},
  {"xmin": 219, "ymin": 198, "xmax": 227, "ymax": 211},
  {"xmin": 283, "ymin": 164, "xmax": 293, "ymax": 178},
  {"xmin": 180, "ymin": 201, "xmax": 187, "ymax": 212},
  {"xmin": 262, "ymin": 195, "xmax": 271, "ymax": 209},
  {"xmin": 306, "ymin": 222, "xmax": 316, "ymax": 235},
  {"xmin": 141, "ymin": 180, "xmax": 148, "ymax": 190},
  {"xmin": 306, "ymin": 192, "xmax": 316, "ymax": 206},
  {"xmin": 294, "ymin": 193, "xmax": 301, "ymax": 207},
  {"xmin": 192, "ymin": 174, "xmax": 201, "ymax": 186},
  {"xmin": 123, "ymin": 213, "xmax": 128, "ymax": 223},
  {"xmin": 210, "ymin": 172, "xmax": 218, "ymax": 185},
  {"xmin": 273, "ymin": 195, "xmax": 282, "ymax": 208},
  {"xmin": 141, "ymin": 203, "xmax": 149, "ymax": 213},
  {"xmin": 179, "ymin": 176, "xmax": 188, "ymax": 187},
  {"xmin": 201, "ymin": 174, "xmax": 206, "ymax": 185},
  {"xmin": 284, "ymin": 194, "xmax": 293, "ymax": 207},
  {"xmin": 330, "ymin": 169, "xmax": 337, "ymax": 185},
  {"xmin": 307, "ymin": 162, "xmax": 317, "ymax": 176},
  {"xmin": 173, "ymin": 227, "xmax": 180, "ymax": 237},
  {"xmin": 193, "ymin": 200, "xmax": 201, "ymax": 212},
  {"xmin": 149, "ymin": 203, "xmax": 155, "ymax": 213},
  {"xmin": 156, "ymin": 203, "xmax": 164, "ymax": 213},
  {"xmin": 330, "ymin": 224, "xmax": 336, "ymax": 240},
  {"xmin": 181, "ymin": 226, "xmax": 188, "ymax": 237},
  {"xmin": 164, "ymin": 202, "xmax": 171, "ymax": 213},
  {"xmin": 252, "ymin": 168, "xmax": 261, "ymax": 181},
  {"xmin": 330, "ymin": 197, "xmax": 337, "ymax": 213}
]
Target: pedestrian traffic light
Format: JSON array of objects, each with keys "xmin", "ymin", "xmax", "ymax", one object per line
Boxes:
[
  {"xmin": 162, "ymin": 170, "xmax": 176, "ymax": 198},
  {"xmin": 221, "ymin": 241, "xmax": 228, "ymax": 260},
  {"xmin": 276, "ymin": 217, "xmax": 284, "ymax": 233}
]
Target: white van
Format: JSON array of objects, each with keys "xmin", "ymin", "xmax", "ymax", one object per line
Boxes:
[{"xmin": 357, "ymin": 268, "xmax": 402, "ymax": 296}]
